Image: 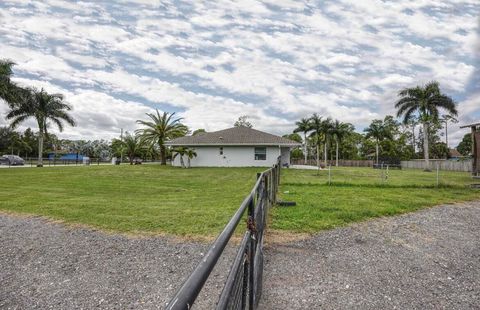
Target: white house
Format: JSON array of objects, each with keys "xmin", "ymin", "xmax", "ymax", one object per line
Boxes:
[{"xmin": 165, "ymin": 126, "xmax": 301, "ymax": 167}]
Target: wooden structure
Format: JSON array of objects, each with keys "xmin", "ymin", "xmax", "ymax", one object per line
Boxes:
[{"xmin": 460, "ymin": 122, "xmax": 480, "ymax": 176}]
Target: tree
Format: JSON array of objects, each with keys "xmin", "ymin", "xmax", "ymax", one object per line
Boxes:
[
  {"xmin": 440, "ymin": 114, "xmax": 458, "ymax": 148},
  {"xmin": 395, "ymin": 81, "xmax": 457, "ymax": 170},
  {"xmin": 308, "ymin": 113, "xmax": 323, "ymax": 168},
  {"xmin": 331, "ymin": 120, "xmax": 353, "ymax": 166},
  {"xmin": 234, "ymin": 115, "xmax": 253, "ymax": 128},
  {"xmin": 136, "ymin": 110, "xmax": 188, "ymax": 165},
  {"xmin": 294, "ymin": 118, "xmax": 311, "ymax": 162},
  {"xmin": 321, "ymin": 117, "xmax": 334, "ymax": 166},
  {"xmin": 185, "ymin": 148, "xmax": 197, "ymax": 168},
  {"xmin": 282, "ymin": 133, "xmax": 302, "ymax": 143},
  {"xmin": 192, "ymin": 129, "xmax": 206, "ymax": 136},
  {"xmin": 120, "ymin": 133, "xmax": 144, "ymax": 165},
  {"xmin": 456, "ymin": 133, "xmax": 472, "ymax": 156},
  {"xmin": 172, "ymin": 147, "xmax": 187, "ymax": 168},
  {"xmin": 6, "ymin": 88, "xmax": 76, "ymax": 167},
  {"xmin": 364, "ymin": 119, "xmax": 386, "ymax": 164}
]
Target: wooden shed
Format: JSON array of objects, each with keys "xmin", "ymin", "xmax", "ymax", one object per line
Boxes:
[{"xmin": 460, "ymin": 122, "xmax": 480, "ymax": 176}]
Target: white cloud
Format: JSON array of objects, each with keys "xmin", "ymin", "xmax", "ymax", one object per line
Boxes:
[{"xmin": 0, "ymin": 0, "xmax": 478, "ymax": 144}]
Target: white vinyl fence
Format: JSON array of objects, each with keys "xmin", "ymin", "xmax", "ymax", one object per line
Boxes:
[{"xmin": 401, "ymin": 160, "xmax": 472, "ymax": 172}]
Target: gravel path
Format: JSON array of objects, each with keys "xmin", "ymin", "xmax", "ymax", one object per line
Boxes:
[
  {"xmin": 0, "ymin": 215, "xmax": 234, "ymax": 309},
  {"xmin": 260, "ymin": 201, "xmax": 480, "ymax": 309}
]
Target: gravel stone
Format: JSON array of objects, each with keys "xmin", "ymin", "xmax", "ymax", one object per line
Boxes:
[
  {"xmin": 0, "ymin": 215, "xmax": 234, "ymax": 309},
  {"xmin": 260, "ymin": 201, "xmax": 480, "ymax": 309}
]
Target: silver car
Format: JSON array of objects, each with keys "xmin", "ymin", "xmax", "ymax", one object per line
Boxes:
[{"xmin": 1, "ymin": 155, "xmax": 25, "ymax": 166}]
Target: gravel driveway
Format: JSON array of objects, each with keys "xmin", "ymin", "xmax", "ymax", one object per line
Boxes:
[
  {"xmin": 260, "ymin": 201, "xmax": 480, "ymax": 309},
  {"xmin": 0, "ymin": 214, "xmax": 234, "ymax": 309}
]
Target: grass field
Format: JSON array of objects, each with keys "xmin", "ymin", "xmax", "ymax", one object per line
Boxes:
[
  {"xmin": 0, "ymin": 165, "xmax": 478, "ymax": 238},
  {"xmin": 0, "ymin": 165, "xmax": 263, "ymax": 237},
  {"xmin": 273, "ymin": 167, "xmax": 479, "ymax": 233}
]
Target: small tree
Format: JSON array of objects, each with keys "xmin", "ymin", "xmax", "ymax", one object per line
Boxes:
[
  {"xmin": 172, "ymin": 147, "xmax": 187, "ymax": 168},
  {"xmin": 294, "ymin": 118, "xmax": 311, "ymax": 163},
  {"xmin": 185, "ymin": 148, "xmax": 197, "ymax": 168},
  {"xmin": 121, "ymin": 133, "xmax": 144, "ymax": 165},
  {"xmin": 234, "ymin": 115, "xmax": 253, "ymax": 128}
]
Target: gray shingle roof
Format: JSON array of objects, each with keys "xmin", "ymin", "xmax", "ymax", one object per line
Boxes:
[{"xmin": 165, "ymin": 126, "xmax": 301, "ymax": 146}]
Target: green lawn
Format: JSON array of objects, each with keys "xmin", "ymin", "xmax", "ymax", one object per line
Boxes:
[
  {"xmin": 273, "ymin": 167, "xmax": 480, "ymax": 233},
  {"xmin": 0, "ymin": 165, "xmax": 478, "ymax": 238},
  {"xmin": 0, "ymin": 165, "xmax": 263, "ymax": 238}
]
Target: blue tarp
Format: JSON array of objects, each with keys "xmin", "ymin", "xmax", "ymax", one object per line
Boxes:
[{"xmin": 59, "ymin": 153, "xmax": 85, "ymax": 160}]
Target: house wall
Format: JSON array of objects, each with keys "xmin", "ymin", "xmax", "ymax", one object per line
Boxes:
[
  {"xmin": 280, "ymin": 147, "xmax": 290, "ymax": 166},
  {"xmin": 172, "ymin": 146, "xmax": 282, "ymax": 167}
]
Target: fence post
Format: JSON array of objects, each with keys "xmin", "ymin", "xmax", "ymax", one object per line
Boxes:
[
  {"xmin": 436, "ymin": 163, "xmax": 440, "ymax": 188},
  {"xmin": 247, "ymin": 197, "xmax": 256, "ymax": 309},
  {"xmin": 328, "ymin": 165, "xmax": 331, "ymax": 185}
]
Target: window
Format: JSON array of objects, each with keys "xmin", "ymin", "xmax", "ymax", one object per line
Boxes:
[
  {"xmin": 219, "ymin": 147, "xmax": 223, "ymax": 155},
  {"xmin": 254, "ymin": 147, "xmax": 267, "ymax": 160}
]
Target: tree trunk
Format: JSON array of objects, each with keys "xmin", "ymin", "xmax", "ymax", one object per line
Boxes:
[
  {"xmin": 375, "ymin": 139, "xmax": 379, "ymax": 164},
  {"xmin": 423, "ymin": 122, "xmax": 430, "ymax": 170},
  {"xmin": 304, "ymin": 132, "xmax": 307, "ymax": 164},
  {"xmin": 187, "ymin": 157, "xmax": 191, "ymax": 168},
  {"xmin": 316, "ymin": 144, "xmax": 319, "ymax": 168},
  {"xmin": 160, "ymin": 144, "xmax": 167, "ymax": 165},
  {"xmin": 324, "ymin": 141, "xmax": 328, "ymax": 166},
  {"xmin": 37, "ymin": 130, "xmax": 44, "ymax": 167},
  {"xmin": 336, "ymin": 141, "xmax": 339, "ymax": 167},
  {"xmin": 180, "ymin": 156, "xmax": 185, "ymax": 168}
]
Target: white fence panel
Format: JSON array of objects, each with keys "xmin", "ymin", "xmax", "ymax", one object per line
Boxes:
[{"xmin": 401, "ymin": 160, "xmax": 472, "ymax": 172}]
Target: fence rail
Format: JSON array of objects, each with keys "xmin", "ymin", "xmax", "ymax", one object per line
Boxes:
[
  {"xmin": 166, "ymin": 158, "xmax": 281, "ymax": 310},
  {"xmin": 401, "ymin": 160, "xmax": 472, "ymax": 172},
  {"xmin": 291, "ymin": 159, "xmax": 374, "ymax": 167}
]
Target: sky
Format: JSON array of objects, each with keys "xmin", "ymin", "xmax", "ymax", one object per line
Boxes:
[{"xmin": 0, "ymin": 0, "xmax": 479, "ymax": 147}]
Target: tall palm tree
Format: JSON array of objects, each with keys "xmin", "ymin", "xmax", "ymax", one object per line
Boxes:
[
  {"xmin": 395, "ymin": 81, "xmax": 457, "ymax": 169},
  {"xmin": 6, "ymin": 88, "xmax": 76, "ymax": 167},
  {"xmin": 294, "ymin": 118, "xmax": 311, "ymax": 163},
  {"xmin": 440, "ymin": 114, "xmax": 458, "ymax": 149},
  {"xmin": 321, "ymin": 118, "xmax": 334, "ymax": 166},
  {"xmin": 331, "ymin": 120, "xmax": 352, "ymax": 166},
  {"xmin": 309, "ymin": 113, "xmax": 323, "ymax": 168},
  {"xmin": 0, "ymin": 60, "xmax": 27, "ymax": 107},
  {"xmin": 136, "ymin": 110, "xmax": 188, "ymax": 165},
  {"xmin": 121, "ymin": 132, "xmax": 144, "ymax": 165},
  {"xmin": 364, "ymin": 120, "xmax": 385, "ymax": 164}
]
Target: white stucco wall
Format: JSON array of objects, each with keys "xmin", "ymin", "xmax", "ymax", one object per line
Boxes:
[{"xmin": 172, "ymin": 146, "xmax": 284, "ymax": 167}]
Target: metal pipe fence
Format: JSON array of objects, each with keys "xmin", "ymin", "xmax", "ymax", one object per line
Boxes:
[{"xmin": 166, "ymin": 158, "xmax": 281, "ymax": 310}]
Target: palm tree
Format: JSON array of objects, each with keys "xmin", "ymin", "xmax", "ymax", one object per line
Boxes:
[
  {"xmin": 331, "ymin": 120, "xmax": 352, "ymax": 166},
  {"xmin": 440, "ymin": 114, "xmax": 458, "ymax": 149},
  {"xmin": 321, "ymin": 117, "xmax": 334, "ymax": 166},
  {"xmin": 136, "ymin": 110, "xmax": 188, "ymax": 165},
  {"xmin": 309, "ymin": 114, "xmax": 323, "ymax": 168},
  {"xmin": 121, "ymin": 133, "xmax": 144, "ymax": 165},
  {"xmin": 0, "ymin": 60, "xmax": 27, "ymax": 107},
  {"xmin": 294, "ymin": 118, "xmax": 311, "ymax": 163},
  {"xmin": 6, "ymin": 88, "xmax": 76, "ymax": 167},
  {"xmin": 364, "ymin": 120, "xmax": 385, "ymax": 164},
  {"xmin": 172, "ymin": 147, "xmax": 187, "ymax": 168},
  {"xmin": 185, "ymin": 148, "xmax": 197, "ymax": 168},
  {"xmin": 395, "ymin": 81, "xmax": 457, "ymax": 169}
]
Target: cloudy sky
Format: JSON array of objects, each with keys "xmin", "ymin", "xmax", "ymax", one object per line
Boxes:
[{"xmin": 0, "ymin": 0, "xmax": 479, "ymax": 146}]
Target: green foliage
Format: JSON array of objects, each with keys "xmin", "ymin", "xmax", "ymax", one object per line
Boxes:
[
  {"xmin": 192, "ymin": 128, "xmax": 206, "ymax": 135},
  {"xmin": 456, "ymin": 133, "xmax": 472, "ymax": 156},
  {"xmin": 282, "ymin": 133, "xmax": 302, "ymax": 143},
  {"xmin": 234, "ymin": 115, "xmax": 253, "ymax": 128},
  {"xmin": 136, "ymin": 110, "xmax": 188, "ymax": 165}
]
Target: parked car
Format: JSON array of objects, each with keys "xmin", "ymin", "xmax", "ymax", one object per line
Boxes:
[{"xmin": 0, "ymin": 155, "xmax": 25, "ymax": 166}]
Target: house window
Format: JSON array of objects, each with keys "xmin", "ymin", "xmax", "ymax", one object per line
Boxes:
[
  {"xmin": 219, "ymin": 147, "xmax": 223, "ymax": 155},
  {"xmin": 254, "ymin": 147, "xmax": 267, "ymax": 160}
]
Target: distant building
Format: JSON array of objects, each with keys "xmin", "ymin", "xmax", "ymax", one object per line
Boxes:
[{"xmin": 166, "ymin": 126, "xmax": 301, "ymax": 167}]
